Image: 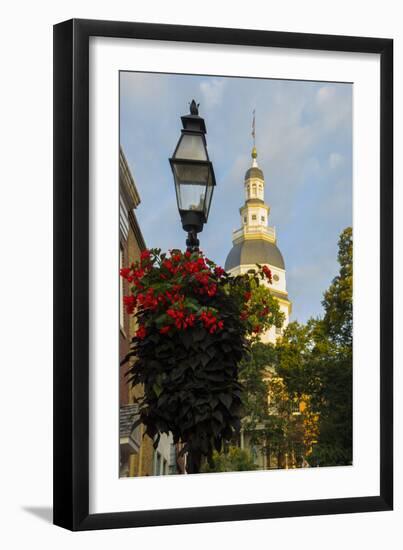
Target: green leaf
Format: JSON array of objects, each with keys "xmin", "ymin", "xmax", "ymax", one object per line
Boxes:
[
  {"xmin": 153, "ymin": 382, "xmax": 163, "ymax": 398},
  {"xmin": 218, "ymin": 393, "xmax": 232, "ymax": 410}
]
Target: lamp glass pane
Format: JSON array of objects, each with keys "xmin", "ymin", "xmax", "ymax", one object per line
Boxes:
[
  {"xmin": 173, "ymin": 163, "xmax": 209, "ymax": 186},
  {"xmin": 173, "ymin": 164, "xmax": 206, "ymax": 211},
  {"xmin": 176, "ymin": 182, "xmax": 206, "ymax": 212},
  {"xmin": 175, "ymin": 134, "xmax": 207, "ymax": 161},
  {"xmin": 204, "ymin": 178, "xmax": 214, "ymax": 219}
]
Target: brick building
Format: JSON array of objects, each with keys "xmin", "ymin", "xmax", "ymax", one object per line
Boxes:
[
  {"xmin": 119, "ymin": 148, "xmax": 185, "ymax": 477},
  {"xmin": 119, "ymin": 147, "xmax": 155, "ymax": 477}
]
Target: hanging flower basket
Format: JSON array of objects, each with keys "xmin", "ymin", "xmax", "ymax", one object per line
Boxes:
[{"xmin": 121, "ymin": 248, "xmax": 281, "ymax": 472}]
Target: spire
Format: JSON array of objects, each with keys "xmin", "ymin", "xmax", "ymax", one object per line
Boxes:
[
  {"xmin": 251, "ymin": 109, "xmax": 258, "ymax": 167},
  {"xmin": 251, "ymin": 145, "xmax": 258, "ymax": 167}
]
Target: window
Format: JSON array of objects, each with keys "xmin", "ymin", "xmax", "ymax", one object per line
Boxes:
[
  {"xmin": 120, "ymin": 196, "xmax": 129, "ymax": 240},
  {"xmin": 275, "ymin": 326, "xmax": 282, "ymax": 335},
  {"xmin": 169, "ymin": 443, "xmax": 177, "ymax": 475},
  {"xmin": 154, "ymin": 451, "xmax": 162, "ymax": 475},
  {"xmin": 252, "ymin": 215, "xmax": 257, "ymax": 221},
  {"xmin": 244, "ymin": 216, "xmax": 247, "ymax": 223},
  {"xmin": 290, "ymin": 400, "xmax": 301, "ymax": 415},
  {"xmin": 252, "ymin": 184, "xmax": 257, "ymax": 196},
  {"xmin": 261, "ymin": 216, "xmax": 265, "ymax": 222}
]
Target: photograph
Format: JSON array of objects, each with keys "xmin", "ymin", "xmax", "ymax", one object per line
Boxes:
[{"xmin": 118, "ymin": 71, "xmax": 353, "ymax": 477}]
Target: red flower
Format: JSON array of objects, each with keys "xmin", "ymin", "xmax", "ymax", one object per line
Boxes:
[
  {"xmin": 120, "ymin": 267, "xmax": 132, "ymax": 280},
  {"xmin": 183, "ymin": 261, "xmax": 200, "ymax": 274},
  {"xmin": 132, "ymin": 279, "xmax": 144, "ymax": 290},
  {"xmin": 261, "ymin": 306, "xmax": 270, "ymax": 317},
  {"xmin": 136, "ymin": 325, "xmax": 147, "ymax": 339},
  {"xmin": 162, "ymin": 259, "xmax": 174, "ymax": 272},
  {"xmin": 140, "ymin": 249, "xmax": 151, "ymax": 261},
  {"xmin": 199, "ymin": 309, "xmax": 223, "ymax": 333},
  {"xmin": 195, "ymin": 272, "xmax": 209, "ymax": 286},
  {"xmin": 262, "ymin": 265, "xmax": 272, "ymax": 282},
  {"xmin": 243, "ymin": 291, "xmax": 252, "ymax": 302},
  {"xmin": 159, "ymin": 325, "xmax": 171, "ymax": 334},
  {"xmin": 240, "ymin": 310, "xmax": 248, "ymax": 321},
  {"xmin": 138, "ymin": 288, "xmax": 158, "ymax": 311},
  {"xmin": 197, "ymin": 257, "xmax": 206, "ymax": 269},
  {"xmin": 214, "ymin": 266, "xmax": 225, "ymax": 278},
  {"xmin": 253, "ymin": 325, "xmax": 261, "ymax": 333},
  {"xmin": 186, "ymin": 314, "xmax": 196, "ymax": 328},
  {"xmin": 207, "ymin": 284, "xmax": 217, "ymax": 297},
  {"xmin": 123, "ymin": 295, "xmax": 136, "ymax": 314},
  {"xmin": 165, "ymin": 290, "xmax": 184, "ymax": 304}
]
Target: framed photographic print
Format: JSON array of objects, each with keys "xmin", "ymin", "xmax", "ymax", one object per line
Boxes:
[{"xmin": 53, "ymin": 19, "xmax": 393, "ymax": 530}]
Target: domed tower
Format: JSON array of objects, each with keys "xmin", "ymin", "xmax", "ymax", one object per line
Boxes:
[{"xmin": 225, "ymin": 145, "xmax": 292, "ymax": 343}]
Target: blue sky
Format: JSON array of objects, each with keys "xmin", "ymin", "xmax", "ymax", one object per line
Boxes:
[{"xmin": 120, "ymin": 72, "xmax": 352, "ymax": 323}]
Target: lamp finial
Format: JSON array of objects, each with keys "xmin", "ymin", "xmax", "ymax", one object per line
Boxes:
[{"xmin": 189, "ymin": 99, "xmax": 200, "ymax": 115}]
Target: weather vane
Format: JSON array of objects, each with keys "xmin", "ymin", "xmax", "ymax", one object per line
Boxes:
[{"xmin": 251, "ymin": 109, "xmax": 256, "ymax": 147}]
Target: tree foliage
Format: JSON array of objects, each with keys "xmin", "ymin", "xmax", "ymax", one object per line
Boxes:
[
  {"xmin": 322, "ymin": 226, "xmax": 353, "ymax": 348},
  {"xmin": 309, "ymin": 227, "xmax": 353, "ymax": 465},
  {"xmin": 201, "ymin": 446, "xmax": 258, "ymax": 473},
  {"xmin": 239, "ymin": 338, "xmax": 318, "ymax": 467},
  {"xmin": 239, "ymin": 227, "xmax": 353, "ymax": 468},
  {"xmin": 278, "ymin": 228, "xmax": 353, "ymax": 466}
]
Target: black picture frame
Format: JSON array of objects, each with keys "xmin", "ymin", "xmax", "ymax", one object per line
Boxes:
[{"xmin": 53, "ymin": 18, "xmax": 393, "ymax": 531}]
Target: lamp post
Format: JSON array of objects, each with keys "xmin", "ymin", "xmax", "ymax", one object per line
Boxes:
[{"xmin": 169, "ymin": 100, "xmax": 216, "ymax": 252}]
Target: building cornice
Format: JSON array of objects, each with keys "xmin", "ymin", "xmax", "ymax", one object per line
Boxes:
[
  {"xmin": 232, "ymin": 226, "xmax": 276, "ymax": 245},
  {"xmin": 128, "ymin": 210, "xmax": 146, "ymax": 251},
  {"xmin": 120, "ymin": 147, "xmax": 141, "ymax": 210}
]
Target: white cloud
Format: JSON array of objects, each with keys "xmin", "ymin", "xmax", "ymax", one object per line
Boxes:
[
  {"xmin": 317, "ymin": 86, "xmax": 336, "ymax": 105},
  {"xmin": 199, "ymin": 78, "xmax": 226, "ymax": 109},
  {"xmin": 120, "ymin": 71, "xmax": 168, "ymax": 102}
]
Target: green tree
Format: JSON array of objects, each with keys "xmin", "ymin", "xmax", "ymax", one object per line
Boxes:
[
  {"xmin": 239, "ymin": 338, "xmax": 317, "ymax": 468},
  {"xmin": 201, "ymin": 446, "xmax": 258, "ymax": 473},
  {"xmin": 239, "ymin": 228, "xmax": 353, "ymax": 468},
  {"xmin": 322, "ymin": 227, "xmax": 353, "ymax": 348},
  {"xmin": 278, "ymin": 228, "xmax": 353, "ymax": 466},
  {"xmin": 309, "ymin": 227, "xmax": 353, "ymax": 465}
]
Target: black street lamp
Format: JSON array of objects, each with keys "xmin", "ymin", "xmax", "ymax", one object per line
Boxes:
[{"xmin": 169, "ymin": 100, "xmax": 216, "ymax": 252}]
